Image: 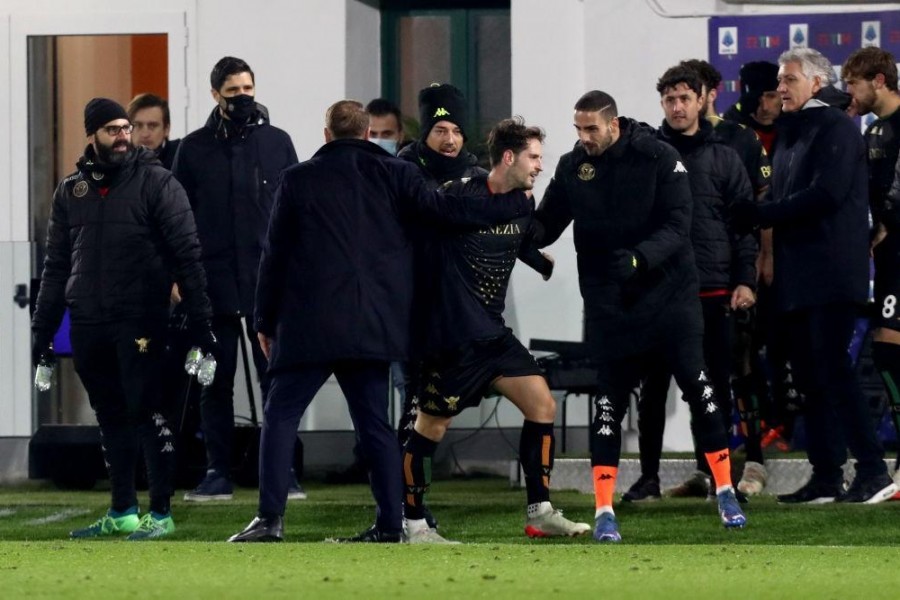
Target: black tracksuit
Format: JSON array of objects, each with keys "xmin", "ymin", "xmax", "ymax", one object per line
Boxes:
[
  {"xmin": 172, "ymin": 104, "xmax": 298, "ymax": 477},
  {"xmin": 534, "ymin": 118, "xmax": 729, "ymax": 467},
  {"xmin": 33, "ymin": 146, "xmax": 212, "ymax": 514}
]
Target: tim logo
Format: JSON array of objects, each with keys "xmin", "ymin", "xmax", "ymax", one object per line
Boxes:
[
  {"xmin": 433, "ymin": 107, "xmax": 450, "ymax": 117},
  {"xmin": 790, "ymin": 24, "xmax": 808, "ymax": 49},
  {"xmin": 862, "ymin": 21, "xmax": 881, "ymax": 48},
  {"xmin": 718, "ymin": 27, "xmax": 738, "ymax": 55}
]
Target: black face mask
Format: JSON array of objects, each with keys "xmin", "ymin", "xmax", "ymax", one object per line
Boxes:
[{"xmin": 223, "ymin": 94, "xmax": 256, "ymax": 123}]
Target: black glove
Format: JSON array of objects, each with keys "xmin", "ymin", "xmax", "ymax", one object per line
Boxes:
[
  {"xmin": 729, "ymin": 200, "xmax": 761, "ymax": 235},
  {"xmin": 608, "ymin": 249, "xmax": 642, "ymax": 282},
  {"xmin": 191, "ymin": 321, "xmax": 219, "ymax": 358},
  {"xmin": 32, "ymin": 331, "xmax": 54, "ymax": 368}
]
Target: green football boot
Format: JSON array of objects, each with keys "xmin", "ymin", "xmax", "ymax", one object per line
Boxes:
[
  {"xmin": 126, "ymin": 512, "xmax": 175, "ymax": 541},
  {"xmin": 70, "ymin": 507, "xmax": 140, "ymax": 539}
]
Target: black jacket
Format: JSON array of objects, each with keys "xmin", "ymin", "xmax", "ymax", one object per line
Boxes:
[
  {"xmin": 33, "ymin": 146, "xmax": 212, "ymax": 335},
  {"xmin": 658, "ymin": 120, "xmax": 757, "ymax": 292},
  {"xmin": 254, "ymin": 139, "xmax": 533, "ymax": 372},
  {"xmin": 758, "ymin": 102, "xmax": 869, "ymax": 313},
  {"xmin": 172, "ymin": 104, "xmax": 298, "ymax": 317},
  {"xmin": 156, "ymin": 138, "xmax": 180, "ymax": 171},
  {"xmin": 534, "ymin": 118, "xmax": 699, "ymax": 359}
]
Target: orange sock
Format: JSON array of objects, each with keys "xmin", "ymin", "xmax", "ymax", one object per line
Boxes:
[
  {"xmin": 592, "ymin": 465, "xmax": 618, "ymax": 511},
  {"xmin": 704, "ymin": 448, "xmax": 733, "ymax": 491}
]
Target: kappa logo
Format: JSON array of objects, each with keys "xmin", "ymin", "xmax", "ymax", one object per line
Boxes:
[
  {"xmin": 702, "ymin": 385, "xmax": 714, "ymax": 400},
  {"xmin": 698, "ymin": 370, "xmax": 708, "ymax": 382},
  {"xmin": 135, "ymin": 338, "xmax": 151, "ymax": 353},
  {"xmin": 433, "ymin": 107, "xmax": 450, "ymax": 117},
  {"xmin": 599, "ymin": 413, "xmax": 614, "ymax": 422},
  {"xmin": 597, "ymin": 395, "xmax": 611, "ymax": 407},
  {"xmin": 705, "ymin": 401, "xmax": 718, "ymax": 414},
  {"xmin": 597, "ymin": 473, "xmax": 614, "ymax": 481},
  {"xmin": 716, "ymin": 452, "xmax": 728, "ymax": 463},
  {"xmin": 598, "ymin": 424, "xmax": 613, "ymax": 436},
  {"xmin": 444, "ymin": 396, "xmax": 460, "ymax": 411},
  {"xmin": 673, "ymin": 161, "xmax": 687, "ymax": 173},
  {"xmin": 159, "ymin": 427, "xmax": 172, "ymax": 437},
  {"xmin": 152, "ymin": 413, "xmax": 165, "ymax": 426},
  {"xmin": 161, "ymin": 442, "xmax": 175, "ymax": 453},
  {"xmin": 425, "ymin": 383, "xmax": 439, "ymax": 395}
]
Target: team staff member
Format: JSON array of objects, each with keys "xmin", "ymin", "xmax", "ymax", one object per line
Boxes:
[
  {"xmin": 32, "ymin": 98, "xmax": 214, "ymax": 540},
  {"xmin": 396, "ymin": 83, "xmax": 488, "ymax": 447},
  {"xmin": 843, "ymin": 47, "xmax": 900, "ymax": 494},
  {"xmin": 173, "ymin": 57, "xmax": 303, "ymax": 502},
  {"xmin": 227, "ymin": 100, "xmax": 534, "ymax": 543},
  {"xmin": 534, "ymin": 90, "xmax": 746, "ymax": 543},
  {"xmin": 402, "ymin": 118, "xmax": 590, "ymax": 543},
  {"xmin": 732, "ymin": 48, "xmax": 896, "ymax": 504}
]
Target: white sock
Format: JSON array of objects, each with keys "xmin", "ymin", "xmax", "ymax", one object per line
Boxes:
[
  {"xmin": 594, "ymin": 506, "xmax": 614, "ymax": 519},
  {"xmin": 716, "ymin": 484, "xmax": 734, "ymax": 495},
  {"xmin": 404, "ymin": 517, "xmax": 429, "ymax": 533},
  {"xmin": 527, "ymin": 501, "xmax": 552, "ymax": 518}
]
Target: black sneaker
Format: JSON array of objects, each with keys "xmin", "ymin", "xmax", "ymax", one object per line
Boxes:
[
  {"xmin": 836, "ymin": 473, "xmax": 899, "ymax": 504},
  {"xmin": 776, "ymin": 479, "xmax": 843, "ymax": 504},
  {"xmin": 327, "ymin": 524, "xmax": 403, "ymax": 543},
  {"xmin": 622, "ymin": 475, "xmax": 661, "ymax": 502}
]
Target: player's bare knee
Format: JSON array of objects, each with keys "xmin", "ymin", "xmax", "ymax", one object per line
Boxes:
[{"xmin": 415, "ymin": 414, "xmax": 451, "ymax": 442}]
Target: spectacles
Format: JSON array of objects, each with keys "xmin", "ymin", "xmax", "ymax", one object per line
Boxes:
[{"xmin": 101, "ymin": 124, "xmax": 134, "ymax": 136}]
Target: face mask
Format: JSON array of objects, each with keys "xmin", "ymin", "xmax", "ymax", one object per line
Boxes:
[
  {"xmin": 369, "ymin": 137, "xmax": 399, "ymax": 156},
  {"xmin": 223, "ymin": 94, "xmax": 256, "ymax": 123}
]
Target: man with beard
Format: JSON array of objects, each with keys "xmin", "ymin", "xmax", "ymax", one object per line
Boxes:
[
  {"xmin": 842, "ymin": 47, "xmax": 900, "ymax": 495},
  {"xmin": 533, "ymin": 91, "xmax": 746, "ymax": 543},
  {"xmin": 401, "ymin": 118, "xmax": 591, "ymax": 543},
  {"xmin": 622, "ymin": 66, "xmax": 757, "ymax": 505},
  {"xmin": 32, "ymin": 98, "xmax": 214, "ymax": 539},
  {"xmin": 396, "ymin": 83, "xmax": 487, "ymax": 444},
  {"xmin": 173, "ymin": 57, "xmax": 305, "ymax": 502}
]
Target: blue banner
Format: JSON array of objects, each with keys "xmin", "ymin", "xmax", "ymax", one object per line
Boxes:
[{"xmin": 709, "ymin": 10, "xmax": 900, "ymax": 129}]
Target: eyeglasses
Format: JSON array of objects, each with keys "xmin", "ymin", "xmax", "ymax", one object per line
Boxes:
[{"xmin": 101, "ymin": 124, "xmax": 134, "ymax": 136}]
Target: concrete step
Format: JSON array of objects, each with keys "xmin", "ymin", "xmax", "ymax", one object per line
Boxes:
[{"xmin": 512, "ymin": 457, "xmax": 899, "ymax": 496}]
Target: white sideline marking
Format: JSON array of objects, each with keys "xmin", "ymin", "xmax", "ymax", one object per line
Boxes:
[
  {"xmin": 25, "ymin": 508, "xmax": 90, "ymax": 525},
  {"xmin": 0, "ymin": 508, "xmax": 17, "ymax": 518}
]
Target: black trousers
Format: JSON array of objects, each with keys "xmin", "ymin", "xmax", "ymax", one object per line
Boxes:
[
  {"xmin": 637, "ymin": 295, "xmax": 734, "ymax": 476},
  {"xmin": 591, "ymin": 314, "xmax": 729, "ymax": 468},
  {"xmin": 258, "ymin": 361, "xmax": 401, "ymax": 534},
  {"xmin": 199, "ymin": 315, "xmax": 270, "ymax": 476},
  {"xmin": 783, "ymin": 303, "xmax": 886, "ymax": 483},
  {"xmin": 71, "ymin": 320, "xmax": 175, "ymax": 513}
]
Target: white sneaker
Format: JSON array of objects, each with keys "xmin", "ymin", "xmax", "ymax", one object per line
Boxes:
[
  {"xmin": 737, "ymin": 461, "xmax": 768, "ymax": 496},
  {"xmin": 404, "ymin": 519, "xmax": 460, "ymax": 544},
  {"xmin": 524, "ymin": 504, "xmax": 591, "ymax": 538}
]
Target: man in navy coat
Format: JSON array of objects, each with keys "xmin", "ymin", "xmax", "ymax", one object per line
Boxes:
[{"xmin": 227, "ymin": 100, "xmax": 533, "ymax": 543}]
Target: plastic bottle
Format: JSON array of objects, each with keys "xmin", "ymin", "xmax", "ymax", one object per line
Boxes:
[
  {"xmin": 34, "ymin": 358, "xmax": 54, "ymax": 392},
  {"xmin": 184, "ymin": 346, "xmax": 204, "ymax": 376},
  {"xmin": 197, "ymin": 354, "xmax": 217, "ymax": 387}
]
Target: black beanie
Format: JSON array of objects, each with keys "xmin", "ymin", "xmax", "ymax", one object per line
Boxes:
[
  {"xmin": 738, "ymin": 61, "xmax": 779, "ymax": 116},
  {"xmin": 84, "ymin": 98, "xmax": 129, "ymax": 135},
  {"xmin": 418, "ymin": 83, "xmax": 467, "ymax": 141}
]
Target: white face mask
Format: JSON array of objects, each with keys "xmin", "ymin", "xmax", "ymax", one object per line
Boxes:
[{"xmin": 369, "ymin": 137, "xmax": 399, "ymax": 156}]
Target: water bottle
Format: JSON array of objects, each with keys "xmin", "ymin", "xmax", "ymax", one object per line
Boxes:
[
  {"xmin": 197, "ymin": 354, "xmax": 217, "ymax": 387},
  {"xmin": 34, "ymin": 358, "xmax": 54, "ymax": 392},
  {"xmin": 184, "ymin": 346, "xmax": 204, "ymax": 376}
]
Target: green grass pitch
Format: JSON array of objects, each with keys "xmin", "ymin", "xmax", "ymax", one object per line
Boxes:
[{"xmin": 0, "ymin": 478, "xmax": 898, "ymax": 599}]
